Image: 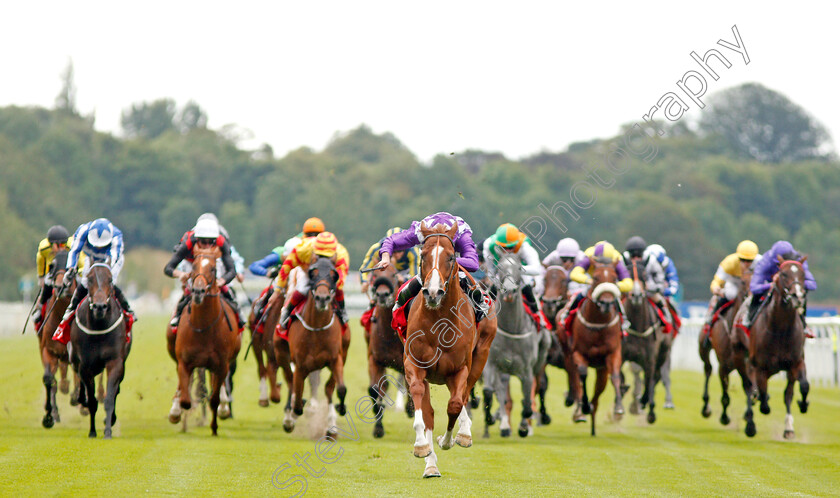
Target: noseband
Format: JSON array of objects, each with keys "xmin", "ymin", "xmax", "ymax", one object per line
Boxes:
[{"xmin": 421, "ymin": 233, "xmax": 457, "ymax": 294}]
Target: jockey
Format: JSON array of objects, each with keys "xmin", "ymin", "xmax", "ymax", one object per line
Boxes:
[
  {"xmin": 164, "ymin": 218, "xmax": 242, "ymax": 328},
  {"xmin": 60, "ymin": 218, "xmax": 135, "ymax": 323},
  {"xmin": 623, "ymin": 236, "xmax": 674, "ymax": 326},
  {"xmin": 539, "ymin": 237, "xmax": 587, "ymax": 296},
  {"xmin": 700, "ymin": 240, "xmax": 759, "ymax": 345},
  {"xmin": 248, "ymin": 217, "xmax": 325, "ymax": 324},
  {"xmin": 482, "ymin": 223, "xmax": 543, "ymax": 316},
  {"xmin": 187, "ymin": 213, "xmax": 245, "ymax": 281},
  {"xmin": 272, "ymin": 231, "xmax": 350, "ymax": 328},
  {"xmin": 372, "ymin": 212, "xmax": 487, "ymax": 323},
  {"xmin": 644, "ymin": 242, "xmax": 682, "ymax": 326},
  {"xmin": 740, "ymin": 240, "xmax": 817, "ymax": 328},
  {"xmin": 562, "ymin": 241, "xmax": 633, "ymax": 330},
  {"xmin": 32, "ymin": 225, "xmax": 85, "ymax": 325}
]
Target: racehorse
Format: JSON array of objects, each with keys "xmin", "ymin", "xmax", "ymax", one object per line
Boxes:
[
  {"xmin": 167, "ymin": 247, "xmax": 241, "ymax": 436},
  {"xmin": 404, "ymin": 222, "xmax": 497, "ymax": 478},
  {"xmin": 482, "ymin": 253, "xmax": 550, "ymax": 438},
  {"xmin": 569, "ymin": 261, "xmax": 625, "ymax": 436},
  {"xmin": 37, "ymin": 250, "xmax": 76, "ymax": 427},
  {"xmin": 283, "ymin": 257, "xmax": 349, "ymax": 436},
  {"xmin": 248, "ymin": 288, "xmax": 289, "ymax": 408},
  {"xmin": 741, "ymin": 256, "xmax": 810, "ymax": 439},
  {"xmin": 538, "ymin": 266, "xmax": 574, "ymax": 421},
  {"xmin": 366, "ymin": 265, "xmax": 413, "ymax": 438},
  {"xmin": 621, "ymin": 260, "xmax": 673, "ymax": 424},
  {"xmin": 699, "ymin": 271, "xmax": 752, "ymax": 426},
  {"xmin": 69, "ymin": 263, "xmax": 131, "ymax": 438}
]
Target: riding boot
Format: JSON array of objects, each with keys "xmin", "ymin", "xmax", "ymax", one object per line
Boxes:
[
  {"xmin": 743, "ymin": 293, "xmax": 762, "ymax": 328},
  {"xmin": 616, "ymin": 298, "xmax": 631, "ymax": 331},
  {"xmin": 61, "ymin": 284, "xmax": 88, "ymax": 323},
  {"xmin": 393, "ymin": 276, "xmax": 422, "ymax": 311},
  {"xmin": 280, "ymin": 291, "xmax": 307, "ymax": 329},
  {"xmin": 113, "ymin": 285, "xmax": 137, "ymax": 321},
  {"xmin": 170, "ymin": 293, "xmax": 190, "ymax": 327},
  {"xmin": 335, "ymin": 289, "xmax": 348, "ymax": 324},
  {"xmin": 222, "ymin": 287, "xmax": 245, "ymax": 329},
  {"xmin": 522, "ymin": 284, "xmax": 543, "ymax": 328},
  {"xmin": 32, "ymin": 285, "xmax": 53, "ymax": 324},
  {"xmin": 254, "ymin": 287, "xmax": 273, "ymax": 324}
]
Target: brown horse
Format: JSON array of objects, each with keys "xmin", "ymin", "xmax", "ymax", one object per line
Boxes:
[
  {"xmin": 538, "ymin": 266, "xmax": 574, "ymax": 421},
  {"xmin": 167, "ymin": 247, "xmax": 241, "ymax": 436},
  {"xmin": 37, "ymin": 249, "xmax": 76, "ymax": 427},
  {"xmin": 248, "ymin": 287, "xmax": 290, "ymax": 408},
  {"xmin": 699, "ymin": 270, "xmax": 752, "ymax": 426},
  {"xmin": 569, "ymin": 261, "xmax": 625, "ymax": 436},
  {"xmin": 366, "ymin": 265, "xmax": 413, "ymax": 438},
  {"xmin": 282, "ymin": 256, "xmax": 349, "ymax": 436},
  {"xmin": 742, "ymin": 257, "xmax": 810, "ymax": 439},
  {"xmin": 404, "ymin": 222, "xmax": 497, "ymax": 478},
  {"xmin": 69, "ymin": 263, "xmax": 131, "ymax": 438}
]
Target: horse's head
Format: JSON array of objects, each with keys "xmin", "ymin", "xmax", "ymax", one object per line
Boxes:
[
  {"xmin": 370, "ymin": 265, "xmax": 397, "ymax": 309},
  {"xmin": 419, "ymin": 222, "xmax": 458, "ymax": 309},
  {"xmin": 776, "ymin": 255, "xmax": 808, "ymax": 312},
  {"xmin": 190, "ymin": 247, "xmax": 220, "ymax": 305},
  {"xmin": 541, "ymin": 266, "xmax": 569, "ymax": 320},
  {"xmin": 588, "ymin": 261, "xmax": 621, "ymax": 314},
  {"xmin": 628, "ymin": 259, "xmax": 647, "ymax": 306},
  {"xmin": 496, "ymin": 253, "xmax": 522, "ymax": 303},
  {"xmin": 309, "ymin": 256, "xmax": 338, "ymax": 312},
  {"xmin": 87, "ymin": 263, "xmax": 114, "ymax": 321}
]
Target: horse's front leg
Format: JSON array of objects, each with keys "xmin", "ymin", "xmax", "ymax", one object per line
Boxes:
[
  {"xmin": 41, "ymin": 351, "xmax": 56, "ymax": 429},
  {"xmin": 755, "ymin": 369, "xmax": 770, "ymax": 415},
  {"xmin": 700, "ymin": 338, "xmax": 713, "ymax": 418},
  {"xmin": 661, "ymin": 354, "xmax": 674, "ymax": 409},
  {"xmin": 405, "ymin": 365, "xmax": 431, "ymax": 458},
  {"xmin": 438, "ymin": 365, "xmax": 469, "ymax": 450},
  {"xmin": 517, "ymin": 372, "xmax": 534, "ymax": 437},
  {"xmin": 208, "ymin": 370, "xmax": 225, "ymax": 436},
  {"xmin": 81, "ymin": 369, "xmax": 98, "ymax": 438},
  {"xmin": 796, "ymin": 362, "xmax": 809, "ymax": 414},
  {"xmin": 571, "ymin": 351, "xmax": 589, "ymax": 422},
  {"xmin": 103, "ymin": 359, "xmax": 124, "ymax": 439},
  {"xmin": 590, "ymin": 368, "xmax": 609, "ymax": 436},
  {"xmin": 609, "ymin": 351, "xmax": 625, "ymax": 420},
  {"xmin": 783, "ymin": 368, "xmax": 796, "ymax": 440}
]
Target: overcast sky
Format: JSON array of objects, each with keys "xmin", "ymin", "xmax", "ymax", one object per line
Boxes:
[{"xmin": 2, "ymin": 1, "xmax": 837, "ymax": 162}]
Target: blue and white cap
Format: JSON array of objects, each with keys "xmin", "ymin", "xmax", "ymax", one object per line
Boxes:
[{"xmin": 88, "ymin": 218, "xmax": 114, "ymax": 248}]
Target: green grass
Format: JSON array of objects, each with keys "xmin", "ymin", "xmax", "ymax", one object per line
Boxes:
[{"xmin": 2, "ymin": 316, "xmax": 839, "ymax": 497}]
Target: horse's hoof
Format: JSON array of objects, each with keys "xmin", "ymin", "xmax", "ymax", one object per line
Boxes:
[
  {"xmin": 745, "ymin": 421, "xmax": 756, "ymax": 438},
  {"xmin": 180, "ymin": 401, "xmax": 192, "ymax": 411},
  {"xmin": 436, "ymin": 435, "xmax": 454, "ymax": 450},
  {"xmin": 470, "ymin": 396, "xmax": 480, "ymax": 409},
  {"xmin": 573, "ymin": 410, "xmax": 587, "ymax": 424},
  {"xmin": 540, "ymin": 413, "xmax": 551, "ymax": 426},
  {"xmin": 373, "ymin": 425, "xmax": 385, "ymax": 439},
  {"xmin": 798, "ymin": 400, "xmax": 809, "ymax": 414},
  {"xmin": 784, "ymin": 430, "xmax": 795, "ymax": 440},
  {"xmin": 647, "ymin": 412, "xmax": 656, "ymax": 424},
  {"xmin": 270, "ymin": 395, "xmax": 281, "ymax": 404},
  {"xmin": 517, "ymin": 426, "xmax": 529, "ymax": 438},
  {"xmin": 664, "ymin": 401, "xmax": 675, "ymax": 410},
  {"xmin": 283, "ymin": 421, "xmax": 294, "ymax": 433},
  {"xmin": 500, "ymin": 428, "xmax": 511, "ymax": 438},
  {"xmin": 423, "ymin": 466, "xmax": 441, "ymax": 478},
  {"xmin": 218, "ymin": 407, "xmax": 231, "ymax": 420},
  {"xmin": 720, "ymin": 413, "xmax": 730, "ymax": 426},
  {"xmin": 455, "ymin": 433, "xmax": 472, "ymax": 448},
  {"xmin": 59, "ymin": 379, "xmax": 70, "ymax": 394},
  {"xmin": 42, "ymin": 415, "xmax": 54, "ymax": 429},
  {"xmin": 581, "ymin": 404, "xmax": 591, "ymax": 416},
  {"xmin": 258, "ymin": 399, "xmax": 269, "ymax": 408},
  {"xmin": 79, "ymin": 406, "xmax": 89, "ymax": 416},
  {"xmin": 564, "ymin": 394, "xmax": 574, "ymax": 408},
  {"xmin": 760, "ymin": 404, "xmax": 770, "ymax": 415},
  {"xmin": 104, "ymin": 432, "xmax": 112, "ymax": 440},
  {"xmin": 630, "ymin": 401, "xmax": 641, "ymax": 415},
  {"xmin": 293, "ymin": 407, "xmax": 304, "ymax": 417},
  {"xmin": 88, "ymin": 431, "xmax": 96, "ymax": 438},
  {"xmin": 70, "ymin": 397, "xmax": 79, "ymax": 407},
  {"xmin": 620, "ymin": 384, "xmax": 629, "ymax": 397},
  {"xmin": 336, "ymin": 404, "xmax": 347, "ymax": 417},
  {"xmin": 326, "ymin": 428, "xmax": 338, "ymax": 439},
  {"xmin": 702, "ymin": 407, "xmax": 712, "ymax": 418},
  {"xmin": 413, "ymin": 444, "xmax": 432, "ymax": 458},
  {"xmin": 168, "ymin": 413, "xmax": 181, "ymax": 424}
]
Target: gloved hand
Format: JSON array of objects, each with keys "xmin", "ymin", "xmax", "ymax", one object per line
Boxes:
[{"xmin": 268, "ymin": 267, "xmax": 280, "ymax": 279}]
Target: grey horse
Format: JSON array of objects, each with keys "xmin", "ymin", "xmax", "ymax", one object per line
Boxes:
[{"xmin": 482, "ymin": 253, "xmax": 551, "ymax": 437}]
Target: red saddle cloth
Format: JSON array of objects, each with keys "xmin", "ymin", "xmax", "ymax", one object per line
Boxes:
[
  {"xmin": 253, "ymin": 286, "xmax": 272, "ymax": 335},
  {"xmin": 274, "ymin": 299, "xmax": 348, "ymax": 342},
  {"xmin": 390, "ymin": 280, "xmax": 414, "ymax": 342},
  {"xmin": 360, "ymin": 306, "xmax": 375, "ymax": 334},
  {"xmin": 648, "ymin": 298, "xmax": 677, "ymax": 335},
  {"xmin": 53, "ymin": 299, "xmax": 134, "ymax": 345},
  {"xmin": 33, "ymin": 302, "xmax": 48, "ymax": 333},
  {"xmin": 521, "ymin": 297, "xmax": 548, "ymax": 333}
]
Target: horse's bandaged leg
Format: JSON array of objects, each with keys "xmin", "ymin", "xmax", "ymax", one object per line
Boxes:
[
  {"xmin": 437, "ymin": 428, "xmax": 454, "ymax": 450},
  {"xmin": 423, "ymin": 430, "xmax": 440, "ymax": 478},
  {"xmin": 413, "ymin": 409, "xmax": 431, "ymax": 457},
  {"xmin": 259, "ymin": 377, "xmax": 268, "ymax": 402},
  {"xmin": 455, "ymin": 406, "xmax": 473, "ymax": 448}
]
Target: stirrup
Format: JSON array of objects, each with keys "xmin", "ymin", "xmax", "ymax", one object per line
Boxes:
[{"xmin": 170, "ymin": 315, "xmax": 180, "ymax": 327}]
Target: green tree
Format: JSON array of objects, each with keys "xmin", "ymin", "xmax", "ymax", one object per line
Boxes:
[{"xmin": 121, "ymin": 99, "xmax": 176, "ymax": 139}]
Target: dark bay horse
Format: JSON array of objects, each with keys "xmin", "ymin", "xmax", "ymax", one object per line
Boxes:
[
  {"xmin": 167, "ymin": 248, "xmax": 241, "ymax": 436},
  {"xmin": 248, "ymin": 288, "xmax": 290, "ymax": 408},
  {"xmin": 366, "ymin": 265, "xmax": 413, "ymax": 438},
  {"xmin": 569, "ymin": 261, "xmax": 625, "ymax": 436},
  {"xmin": 405, "ymin": 222, "xmax": 497, "ymax": 478},
  {"xmin": 538, "ymin": 266, "xmax": 574, "ymax": 421},
  {"xmin": 69, "ymin": 263, "xmax": 131, "ymax": 438},
  {"xmin": 621, "ymin": 260, "xmax": 673, "ymax": 424},
  {"xmin": 699, "ymin": 271, "xmax": 752, "ymax": 426},
  {"xmin": 283, "ymin": 257, "xmax": 349, "ymax": 436},
  {"xmin": 742, "ymin": 257, "xmax": 810, "ymax": 439},
  {"xmin": 38, "ymin": 250, "xmax": 75, "ymax": 427}
]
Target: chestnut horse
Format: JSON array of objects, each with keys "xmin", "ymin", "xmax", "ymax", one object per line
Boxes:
[
  {"xmin": 742, "ymin": 257, "xmax": 810, "ymax": 439},
  {"xmin": 366, "ymin": 265, "xmax": 413, "ymax": 438},
  {"xmin": 621, "ymin": 259, "xmax": 673, "ymax": 425},
  {"xmin": 699, "ymin": 270, "xmax": 752, "ymax": 426},
  {"xmin": 282, "ymin": 256, "xmax": 349, "ymax": 436},
  {"xmin": 69, "ymin": 263, "xmax": 131, "ymax": 438},
  {"xmin": 569, "ymin": 261, "xmax": 625, "ymax": 436},
  {"xmin": 405, "ymin": 222, "xmax": 497, "ymax": 478},
  {"xmin": 38, "ymin": 250, "xmax": 76, "ymax": 428},
  {"xmin": 538, "ymin": 266, "xmax": 574, "ymax": 421},
  {"xmin": 248, "ymin": 287, "xmax": 290, "ymax": 408},
  {"xmin": 167, "ymin": 247, "xmax": 241, "ymax": 436}
]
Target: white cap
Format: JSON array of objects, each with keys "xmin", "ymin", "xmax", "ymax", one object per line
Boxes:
[
  {"xmin": 555, "ymin": 238, "xmax": 580, "ymax": 258},
  {"xmin": 194, "ymin": 219, "xmax": 220, "ymax": 239}
]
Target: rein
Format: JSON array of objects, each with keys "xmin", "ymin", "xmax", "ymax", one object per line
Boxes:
[
  {"xmin": 577, "ymin": 299, "xmax": 620, "ymax": 330},
  {"xmin": 421, "ymin": 233, "xmax": 457, "ymax": 293}
]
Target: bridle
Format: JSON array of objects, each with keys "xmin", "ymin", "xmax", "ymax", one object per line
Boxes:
[
  {"xmin": 776, "ymin": 260, "xmax": 806, "ymax": 311},
  {"xmin": 189, "ymin": 253, "xmax": 220, "ymax": 298},
  {"xmin": 420, "ymin": 233, "xmax": 457, "ymax": 295}
]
